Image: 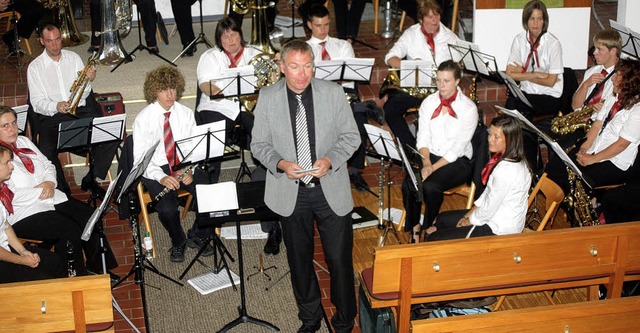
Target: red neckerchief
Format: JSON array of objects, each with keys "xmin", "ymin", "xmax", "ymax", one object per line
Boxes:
[
  {"xmin": 10, "ymin": 143, "xmax": 36, "ymax": 173},
  {"xmin": 224, "ymin": 46, "xmax": 245, "ymax": 68},
  {"xmin": 431, "ymin": 90, "xmax": 458, "ymax": 119},
  {"xmin": 602, "ymin": 98, "xmax": 623, "ymax": 131},
  {"xmin": 480, "ymin": 152, "xmax": 503, "ymax": 185},
  {"xmin": 587, "ymin": 68, "xmax": 609, "ymax": 106},
  {"xmin": 0, "ymin": 182, "xmax": 14, "ymax": 214},
  {"xmin": 420, "ymin": 26, "xmax": 438, "ymax": 56},
  {"xmin": 522, "ymin": 31, "xmax": 544, "ymax": 73}
]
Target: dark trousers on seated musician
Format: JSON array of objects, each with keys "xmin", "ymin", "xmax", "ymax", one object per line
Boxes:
[
  {"xmin": 349, "ymin": 101, "xmax": 369, "ymax": 171},
  {"xmin": 402, "ymin": 154, "xmax": 472, "ymax": 231},
  {"xmin": 141, "ymin": 165, "xmax": 212, "ymax": 247},
  {"xmin": 426, "ymin": 209, "xmax": 495, "ymax": 241},
  {"xmin": 33, "ymin": 94, "xmax": 119, "ymax": 193},
  {"xmin": 282, "ymin": 186, "xmax": 356, "ymax": 332},
  {"xmin": 384, "ymin": 93, "xmax": 422, "ymax": 148},
  {"xmin": 11, "ymin": 198, "xmax": 118, "ymax": 274},
  {"xmin": 0, "ymin": 244, "xmax": 66, "ymax": 283}
]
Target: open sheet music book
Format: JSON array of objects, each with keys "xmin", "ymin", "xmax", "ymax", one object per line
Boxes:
[
  {"xmin": 399, "ymin": 60, "xmax": 436, "ymax": 88},
  {"xmin": 196, "ymin": 182, "xmax": 239, "ymax": 214},
  {"xmin": 220, "ymin": 223, "xmax": 269, "ymax": 240},
  {"xmin": 314, "ymin": 58, "xmax": 375, "ymax": 82},
  {"xmin": 188, "ymin": 270, "xmax": 241, "ymax": 295},
  {"xmin": 12, "ymin": 105, "xmax": 28, "ymax": 134},
  {"xmin": 364, "ymin": 124, "xmax": 401, "ymax": 161}
]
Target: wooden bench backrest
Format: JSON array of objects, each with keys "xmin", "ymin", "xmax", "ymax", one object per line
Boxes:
[
  {"xmin": 411, "ymin": 296, "xmax": 640, "ymax": 333},
  {"xmin": 0, "ymin": 275, "xmax": 114, "ymax": 333}
]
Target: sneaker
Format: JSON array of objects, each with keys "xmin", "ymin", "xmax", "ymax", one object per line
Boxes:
[
  {"xmin": 349, "ymin": 172, "xmax": 370, "ymax": 192},
  {"xmin": 263, "ymin": 227, "xmax": 282, "ymax": 256},
  {"xmin": 187, "ymin": 237, "xmax": 214, "ymax": 257},
  {"xmin": 169, "ymin": 245, "xmax": 185, "ymax": 262}
]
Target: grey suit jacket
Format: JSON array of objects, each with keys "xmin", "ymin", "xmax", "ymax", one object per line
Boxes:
[{"xmin": 251, "ymin": 78, "xmax": 361, "ymax": 217}]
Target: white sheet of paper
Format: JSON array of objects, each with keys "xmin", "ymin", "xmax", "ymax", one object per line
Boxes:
[
  {"xmin": 196, "ymin": 182, "xmax": 239, "ymax": 213},
  {"xmin": 217, "ymin": 65, "xmax": 257, "ymax": 97},
  {"xmin": 90, "ymin": 113, "xmax": 126, "ymax": 144},
  {"xmin": 83, "ymin": 172, "xmax": 121, "ymax": 241},
  {"xmin": 364, "ymin": 124, "xmax": 401, "ymax": 161},
  {"xmin": 610, "ymin": 20, "xmax": 639, "ymax": 59},
  {"xmin": 176, "ymin": 120, "xmax": 226, "ymax": 163},
  {"xmin": 315, "ymin": 60, "xmax": 343, "ymax": 81},
  {"xmin": 498, "ymin": 71, "xmax": 533, "ymax": 108},
  {"xmin": 400, "ymin": 60, "xmax": 435, "ymax": 88},
  {"xmin": 220, "ymin": 223, "xmax": 269, "ymax": 239},
  {"xmin": 12, "ymin": 105, "xmax": 28, "ymax": 133}
]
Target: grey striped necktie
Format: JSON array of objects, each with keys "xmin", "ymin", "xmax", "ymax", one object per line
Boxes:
[{"xmin": 295, "ymin": 94, "xmax": 313, "ymax": 184}]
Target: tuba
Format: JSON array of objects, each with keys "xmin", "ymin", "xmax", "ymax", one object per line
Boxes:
[
  {"xmin": 97, "ymin": 0, "xmax": 128, "ymax": 65},
  {"xmin": 232, "ymin": 0, "xmax": 250, "ymax": 15},
  {"xmin": 551, "ymin": 104, "xmax": 597, "ymax": 136},
  {"xmin": 115, "ymin": 0, "xmax": 133, "ymax": 38},
  {"xmin": 53, "ymin": 0, "xmax": 90, "ymax": 46},
  {"xmin": 67, "ymin": 54, "xmax": 98, "ymax": 116}
]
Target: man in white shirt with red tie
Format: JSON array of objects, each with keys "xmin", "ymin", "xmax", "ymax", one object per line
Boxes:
[{"xmin": 133, "ymin": 66, "xmax": 213, "ymax": 263}]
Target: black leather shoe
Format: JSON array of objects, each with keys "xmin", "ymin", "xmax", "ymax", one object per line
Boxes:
[
  {"xmin": 81, "ymin": 175, "xmax": 106, "ymax": 200},
  {"xmin": 297, "ymin": 322, "xmax": 321, "ymax": 333},
  {"xmin": 187, "ymin": 236, "xmax": 214, "ymax": 257},
  {"xmin": 147, "ymin": 46, "xmax": 159, "ymax": 54},
  {"xmin": 263, "ymin": 227, "xmax": 282, "ymax": 256},
  {"xmin": 169, "ymin": 245, "xmax": 186, "ymax": 263},
  {"xmin": 2, "ymin": 33, "xmax": 17, "ymax": 53},
  {"xmin": 349, "ymin": 172, "xmax": 370, "ymax": 192},
  {"xmin": 181, "ymin": 45, "xmax": 197, "ymax": 57}
]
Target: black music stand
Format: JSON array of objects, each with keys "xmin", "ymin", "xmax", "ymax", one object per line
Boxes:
[
  {"xmin": 448, "ymin": 41, "xmax": 500, "ymax": 105},
  {"xmin": 0, "ymin": 0, "xmax": 31, "ymax": 71},
  {"xmin": 12, "ymin": 105, "xmax": 28, "ymax": 135},
  {"xmin": 172, "ymin": 0, "xmax": 213, "ymax": 62},
  {"xmin": 610, "ymin": 20, "xmax": 640, "ymax": 60},
  {"xmin": 197, "ymin": 182, "xmax": 280, "ymax": 332},
  {"xmin": 398, "ymin": 59, "xmax": 437, "ymax": 93},
  {"xmin": 111, "ymin": 8, "xmax": 175, "ymax": 73},
  {"xmin": 314, "ymin": 57, "xmax": 375, "ymax": 83}
]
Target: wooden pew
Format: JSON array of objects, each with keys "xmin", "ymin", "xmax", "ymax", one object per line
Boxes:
[
  {"xmin": 360, "ymin": 223, "xmax": 640, "ymax": 333},
  {"xmin": 0, "ymin": 275, "xmax": 114, "ymax": 333},
  {"xmin": 411, "ymin": 296, "xmax": 640, "ymax": 332}
]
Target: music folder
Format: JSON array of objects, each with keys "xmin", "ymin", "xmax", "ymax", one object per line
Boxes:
[{"xmin": 197, "ymin": 181, "xmax": 277, "ymax": 227}]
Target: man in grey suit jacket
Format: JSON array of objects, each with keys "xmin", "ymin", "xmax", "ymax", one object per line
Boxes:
[{"xmin": 251, "ymin": 40, "xmax": 360, "ymax": 333}]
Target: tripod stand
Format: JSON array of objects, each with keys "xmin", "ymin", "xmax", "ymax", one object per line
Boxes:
[
  {"xmin": 377, "ymin": 157, "xmax": 400, "ymax": 246},
  {"xmin": 282, "ymin": 0, "xmax": 303, "ymax": 43},
  {"xmin": 172, "ymin": 0, "xmax": 213, "ymax": 62},
  {"xmin": 1, "ymin": 1, "xmax": 31, "ymax": 71},
  {"xmin": 112, "ymin": 8, "xmax": 174, "ymax": 72}
]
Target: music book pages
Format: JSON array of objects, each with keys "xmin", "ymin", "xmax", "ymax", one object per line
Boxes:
[{"xmin": 188, "ymin": 270, "xmax": 240, "ymax": 295}]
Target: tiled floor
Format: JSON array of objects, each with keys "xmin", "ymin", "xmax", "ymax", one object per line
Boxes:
[{"xmin": 0, "ymin": 1, "xmax": 619, "ymax": 332}]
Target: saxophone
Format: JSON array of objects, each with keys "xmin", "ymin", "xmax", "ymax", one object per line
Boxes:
[
  {"xmin": 66, "ymin": 54, "xmax": 98, "ymax": 116},
  {"xmin": 550, "ymin": 104, "xmax": 598, "ymax": 136},
  {"xmin": 565, "ymin": 168, "xmax": 599, "ymax": 227}
]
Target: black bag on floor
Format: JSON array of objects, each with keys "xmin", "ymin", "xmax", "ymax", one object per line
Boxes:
[{"xmin": 359, "ymin": 284, "xmax": 396, "ymax": 333}]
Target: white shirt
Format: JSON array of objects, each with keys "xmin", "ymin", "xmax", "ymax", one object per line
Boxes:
[
  {"xmin": 588, "ymin": 99, "xmax": 640, "ymax": 171},
  {"xmin": 196, "ymin": 46, "xmax": 262, "ymax": 120},
  {"xmin": 507, "ymin": 31, "xmax": 564, "ymax": 98},
  {"xmin": 470, "ymin": 160, "xmax": 532, "ymax": 235},
  {"xmin": 6, "ymin": 136, "xmax": 69, "ymax": 225},
  {"xmin": 307, "ymin": 36, "xmax": 355, "ymax": 61},
  {"xmin": 0, "ymin": 211, "xmax": 9, "ymax": 252},
  {"xmin": 385, "ymin": 22, "xmax": 459, "ymax": 67},
  {"xmin": 416, "ymin": 87, "xmax": 478, "ymax": 162},
  {"xmin": 27, "ymin": 49, "xmax": 92, "ymax": 117},
  {"xmin": 581, "ymin": 64, "xmax": 616, "ymax": 106},
  {"xmin": 133, "ymin": 101, "xmax": 197, "ymax": 182}
]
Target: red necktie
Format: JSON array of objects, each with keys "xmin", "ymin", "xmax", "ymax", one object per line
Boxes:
[
  {"xmin": 587, "ymin": 69, "xmax": 609, "ymax": 106},
  {"xmin": 10, "ymin": 143, "xmax": 35, "ymax": 174},
  {"xmin": 163, "ymin": 112, "xmax": 180, "ymax": 175},
  {"xmin": 431, "ymin": 90, "xmax": 458, "ymax": 119},
  {"xmin": 522, "ymin": 32, "xmax": 543, "ymax": 73},
  {"xmin": 602, "ymin": 99, "xmax": 622, "ymax": 130},
  {"xmin": 480, "ymin": 152, "xmax": 503, "ymax": 185},
  {"xmin": 224, "ymin": 46, "xmax": 244, "ymax": 68},
  {"xmin": 319, "ymin": 41, "xmax": 331, "ymax": 60},
  {"xmin": 0, "ymin": 182, "xmax": 14, "ymax": 214},
  {"xmin": 421, "ymin": 26, "xmax": 436, "ymax": 56}
]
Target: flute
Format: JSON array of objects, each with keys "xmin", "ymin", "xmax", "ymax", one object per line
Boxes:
[{"xmin": 154, "ymin": 164, "xmax": 198, "ymax": 201}]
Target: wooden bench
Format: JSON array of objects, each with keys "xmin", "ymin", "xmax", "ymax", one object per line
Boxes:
[
  {"xmin": 411, "ymin": 296, "xmax": 640, "ymax": 332},
  {"xmin": 0, "ymin": 275, "xmax": 114, "ymax": 333},
  {"xmin": 360, "ymin": 223, "xmax": 640, "ymax": 333}
]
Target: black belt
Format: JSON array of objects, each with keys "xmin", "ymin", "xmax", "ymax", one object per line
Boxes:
[{"xmin": 299, "ymin": 179, "xmax": 320, "ymax": 188}]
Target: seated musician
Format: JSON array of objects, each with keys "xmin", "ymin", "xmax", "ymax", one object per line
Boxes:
[
  {"xmin": 27, "ymin": 23, "xmax": 119, "ymax": 196},
  {"xmin": 505, "ymin": 0, "xmax": 563, "ymax": 118},
  {"xmin": 0, "ymin": 144, "xmax": 66, "ymax": 283},
  {"xmin": 0, "ymin": 106, "xmax": 118, "ymax": 277},
  {"xmin": 402, "ymin": 61, "xmax": 478, "ymax": 243},
  {"xmin": 133, "ymin": 66, "xmax": 214, "ymax": 263},
  {"xmin": 383, "ymin": 0, "xmax": 459, "ymax": 148},
  {"xmin": 426, "ymin": 116, "xmax": 532, "ymax": 241},
  {"xmin": 305, "ymin": 4, "xmax": 384, "ymax": 192},
  {"xmin": 546, "ymin": 59, "xmax": 640, "ymax": 193}
]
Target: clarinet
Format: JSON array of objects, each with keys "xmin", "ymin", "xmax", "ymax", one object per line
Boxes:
[
  {"xmin": 154, "ymin": 164, "xmax": 198, "ymax": 201},
  {"xmin": 66, "ymin": 240, "xmax": 76, "ymax": 277}
]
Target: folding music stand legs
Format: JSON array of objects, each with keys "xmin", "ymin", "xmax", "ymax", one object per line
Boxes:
[
  {"xmin": 378, "ymin": 158, "xmax": 400, "ymax": 247},
  {"xmin": 179, "ymin": 229, "xmax": 236, "ymax": 285},
  {"xmin": 172, "ymin": 0, "xmax": 213, "ymax": 62}
]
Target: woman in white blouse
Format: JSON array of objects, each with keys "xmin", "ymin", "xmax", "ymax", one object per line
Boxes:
[{"xmin": 426, "ymin": 116, "xmax": 532, "ymax": 241}]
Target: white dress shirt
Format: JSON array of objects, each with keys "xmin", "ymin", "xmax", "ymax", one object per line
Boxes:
[
  {"xmin": 196, "ymin": 46, "xmax": 262, "ymax": 120},
  {"xmin": 6, "ymin": 136, "xmax": 68, "ymax": 226},
  {"xmin": 133, "ymin": 101, "xmax": 197, "ymax": 182},
  {"xmin": 416, "ymin": 87, "xmax": 478, "ymax": 162},
  {"xmin": 508, "ymin": 31, "xmax": 564, "ymax": 98},
  {"xmin": 307, "ymin": 36, "xmax": 355, "ymax": 61},
  {"xmin": 27, "ymin": 49, "xmax": 92, "ymax": 117},
  {"xmin": 0, "ymin": 210, "xmax": 9, "ymax": 252},
  {"xmin": 470, "ymin": 160, "xmax": 532, "ymax": 235},
  {"xmin": 588, "ymin": 99, "xmax": 640, "ymax": 171},
  {"xmin": 581, "ymin": 64, "xmax": 616, "ymax": 106},
  {"xmin": 384, "ymin": 22, "xmax": 459, "ymax": 67}
]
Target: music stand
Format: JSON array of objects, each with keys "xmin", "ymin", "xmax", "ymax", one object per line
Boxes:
[
  {"xmin": 0, "ymin": 0, "xmax": 31, "ymax": 71},
  {"xmin": 363, "ymin": 124, "xmax": 402, "ymax": 246},
  {"xmin": 448, "ymin": 40, "xmax": 500, "ymax": 104},
  {"xmin": 610, "ymin": 20, "xmax": 640, "ymax": 60},
  {"xmin": 111, "ymin": 7, "xmax": 175, "ymax": 73},
  {"xmin": 498, "ymin": 71, "xmax": 533, "ymax": 110},
  {"xmin": 11, "ymin": 105, "xmax": 28, "ymax": 135},
  {"xmin": 172, "ymin": 0, "xmax": 213, "ymax": 62},
  {"xmin": 314, "ymin": 58, "xmax": 375, "ymax": 83},
  {"xmin": 398, "ymin": 60, "xmax": 437, "ymax": 93}
]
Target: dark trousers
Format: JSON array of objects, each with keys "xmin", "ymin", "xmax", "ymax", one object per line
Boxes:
[
  {"xmin": 506, "ymin": 92, "xmax": 561, "ymax": 119},
  {"xmin": 0, "ymin": 244, "xmax": 66, "ymax": 283},
  {"xmin": 281, "ymin": 186, "xmax": 356, "ymax": 331},
  {"xmin": 383, "ymin": 93, "xmax": 422, "ymax": 149},
  {"xmin": 602, "ymin": 185, "xmax": 640, "ymax": 224},
  {"xmin": 142, "ymin": 166, "xmax": 211, "ymax": 247},
  {"xmin": 92, "ymin": 0, "xmax": 158, "ymax": 47},
  {"xmin": 332, "ymin": 0, "xmax": 366, "ymax": 39},
  {"xmin": 403, "ymin": 154, "xmax": 472, "ymax": 230},
  {"xmin": 3, "ymin": 0, "xmax": 45, "ymax": 39},
  {"xmin": 349, "ymin": 104, "xmax": 368, "ymax": 170},
  {"xmin": 426, "ymin": 209, "xmax": 495, "ymax": 241},
  {"xmin": 171, "ymin": 0, "xmax": 197, "ymax": 48}
]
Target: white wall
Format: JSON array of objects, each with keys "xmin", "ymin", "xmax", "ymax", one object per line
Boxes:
[
  {"xmin": 132, "ymin": 0, "xmax": 226, "ymax": 23},
  {"xmin": 473, "ymin": 6, "xmax": 591, "ymax": 70},
  {"xmin": 617, "ymin": 0, "xmax": 640, "ymax": 33}
]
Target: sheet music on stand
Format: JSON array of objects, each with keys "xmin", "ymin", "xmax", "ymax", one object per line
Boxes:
[
  {"xmin": 497, "ymin": 106, "xmax": 590, "ymax": 188},
  {"xmin": 363, "ymin": 124, "xmax": 401, "ymax": 161},
  {"xmin": 498, "ymin": 71, "xmax": 533, "ymax": 109},
  {"xmin": 175, "ymin": 120, "xmax": 226, "ymax": 163},
  {"xmin": 188, "ymin": 269, "xmax": 241, "ymax": 295},
  {"xmin": 448, "ymin": 40, "xmax": 499, "ymax": 77},
  {"xmin": 397, "ymin": 137, "xmax": 419, "ymax": 193},
  {"xmin": 91, "ymin": 114, "xmax": 126, "ymax": 144},
  {"xmin": 57, "ymin": 114, "xmax": 125, "ymax": 150},
  {"xmin": 116, "ymin": 141, "xmax": 160, "ymax": 203},
  {"xmin": 196, "ymin": 181, "xmax": 239, "ymax": 214},
  {"xmin": 82, "ymin": 172, "xmax": 121, "ymax": 241},
  {"xmin": 314, "ymin": 58, "xmax": 375, "ymax": 82},
  {"xmin": 209, "ymin": 65, "xmax": 257, "ymax": 115},
  {"xmin": 610, "ymin": 20, "xmax": 640, "ymax": 59},
  {"xmin": 12, "ymin": 105, "xmax": 28, "ymax": 134},
  {"xmin": 399, "ymin": 60, "xmax": 436, "ymax": 89}
]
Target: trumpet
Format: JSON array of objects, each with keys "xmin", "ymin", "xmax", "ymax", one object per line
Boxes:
[
  {"xmin": 66, "ymin": 54, "xmax": 98, "ymax": 116},
  {"xmin": 154, "ymin": 164, "xmax": 199, "ymax": 201}
]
